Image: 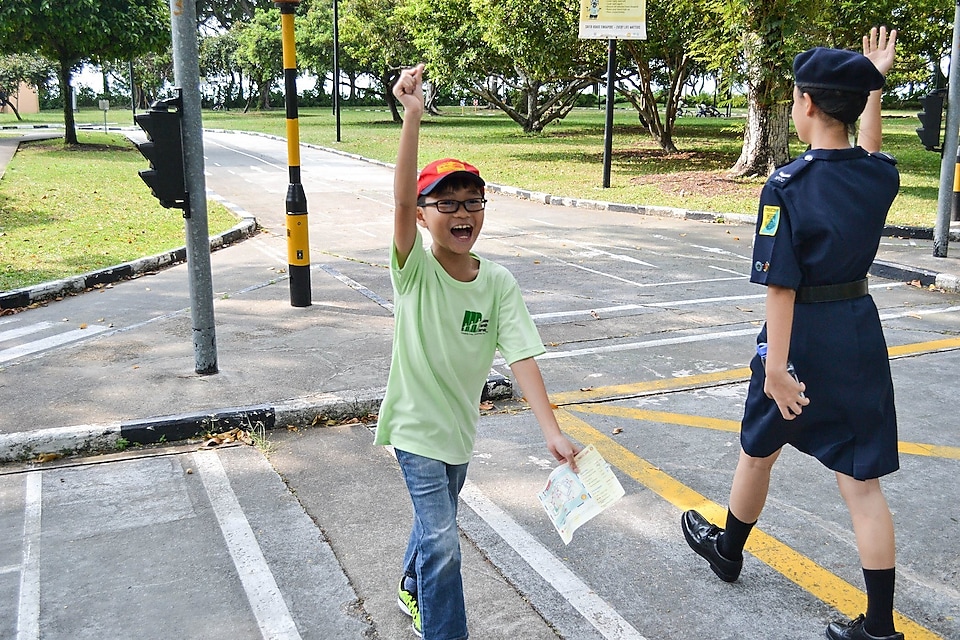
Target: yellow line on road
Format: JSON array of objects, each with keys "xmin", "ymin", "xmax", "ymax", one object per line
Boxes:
[
  {"xmin": 549, "ymin": 336, "xmax": 960, "ymax": 407},
  {"xmin": 571, "ymin": 404, "xmax": 960, "ymax": 461},
  {"xmin": 550, "ymin": 368, "xmax": 751, "ymax": 405},
  {"xmin": 887, "ymin": 336, "xmax": 960, "ymax": 357},
  {"xmin": 555, "ymin": 409, "xmax": 942, "ymax": 639}
]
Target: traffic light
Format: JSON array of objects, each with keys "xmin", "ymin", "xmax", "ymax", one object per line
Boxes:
[
  {"xmin": 916, "ymin": 91, "xmax": 945, "ymax": 152},
  {"xmin": 135, "ymin": 94, "xmax": 187, "ymax": 209}
]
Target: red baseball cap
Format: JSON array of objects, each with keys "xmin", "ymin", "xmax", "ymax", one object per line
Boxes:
[{"xmin": 417, "ymin": 158, "xmax": 485, "ymax": 197}]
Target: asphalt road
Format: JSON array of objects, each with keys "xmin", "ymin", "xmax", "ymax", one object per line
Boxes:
[{"xmin": 1, "ymin": 129, "xmax": 958, "ymax": 639}]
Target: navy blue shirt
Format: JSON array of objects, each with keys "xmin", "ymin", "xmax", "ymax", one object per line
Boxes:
[{"xmin": 751, "ymin": 147, "xmax": 899, "ymax": 289}]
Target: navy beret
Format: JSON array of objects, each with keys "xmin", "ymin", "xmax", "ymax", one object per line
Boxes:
[{"xmin": 793, "ymin": 47, "xmax": 884, "ymax": 93}]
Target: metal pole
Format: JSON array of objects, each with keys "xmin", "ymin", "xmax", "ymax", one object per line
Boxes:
[
  {"xmin": 934, "ymin": 0, "xmax": 960, "ymax": 257},
  {"xmin": 333, "ymin": 0, "xmax": 341, "ymax": 142},
  {"xmin": 129, "ymin": 59, "xmax": 136, "ymax": 123},
  {"xmin": 602, "ymin": 38, "xmax": 616, "ymax": 188},
  {"xmin": 170, "ymin": 0, "xmax": 218, "ymax": 374},
  {"xmin": 277, "ymin": 0, "xmax": 312, "ymax": 307}
]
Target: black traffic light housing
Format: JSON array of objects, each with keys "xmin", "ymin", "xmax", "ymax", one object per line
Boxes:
[
  {"xmin": 916, "ymin": 90, "xmax": 946, "ymax": 153},
  {"xmin": 135, "ymin": 90, "xmax": 187, "ymax": 209}
]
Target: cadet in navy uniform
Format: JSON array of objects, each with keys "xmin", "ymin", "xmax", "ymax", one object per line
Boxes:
[{"xmin": 681, "ymin": 28, "xmax": 905, "ymax": 640}]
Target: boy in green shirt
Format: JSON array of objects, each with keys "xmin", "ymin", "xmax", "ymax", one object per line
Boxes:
[{"xmin": 375, "ymin": 63, "xmax": 579, "ymax": 639}]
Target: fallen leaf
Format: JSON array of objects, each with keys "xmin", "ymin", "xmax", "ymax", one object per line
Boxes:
[
  {"xmin": 533, "ymin": 260, "xmax": 541, "ymax": 264},
  {"xmin": 37, "ymin": 452, "xmax": 63, "ymax": 463},
  {"xmin": 580, "ymin": 386, "xmax": 594, "ymax": 392},
  {"xmin": 908, "ymin": 280, "xmax": 922, "ymax": 288},
  {"xmin": 735, "ymin": 306, "xmax": 753, "ymax": 313},
  {"xmin": 79, "ymin": 323, "xmax": 88, "ymax": 329},
  {"xmin": 612, "ymin": 427, "xmax": 624, "ymax": 435},
  {"xmin": 479, "ymin": 401, "xmax": 495, "ymax": 411}
]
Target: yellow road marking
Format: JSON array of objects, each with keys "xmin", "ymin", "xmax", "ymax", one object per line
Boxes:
[
  {"xmin": 550, "ymin": 368, "xmax": 751, "ymax": 405},
  {"xmin": 887, "ymin": 336, "xmax": 960, "ymax": 357},
  {"xmin": 550, "ymin": 337, "xmax": 960, "ymax": 407},
  {"xmin": 570, "ymin": 404, "xmax": 960, "ymax": 461},
  {"xmin": 555, "ymin": 409, "xmax": 943, "ymax": 639}
]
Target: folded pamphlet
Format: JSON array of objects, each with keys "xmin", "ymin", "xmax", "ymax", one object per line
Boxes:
[{"xmin": 537, "ymin": 444, "xmax": 625, "ymax": 544}]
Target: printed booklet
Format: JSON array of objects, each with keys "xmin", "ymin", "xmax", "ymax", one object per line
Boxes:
[{"xmin": 537, "ymin": 444, "xmax": 625, "ymax": 544}]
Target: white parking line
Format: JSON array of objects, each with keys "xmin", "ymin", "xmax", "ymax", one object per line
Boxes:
[
  {"xmin": 17, "ymin": 472, "xmax": 42, "ymax": 640},
  {"xmin": 194, "ymin": 452, "xmax": 302, "ymax": 640},
  {"xmin": 460, "ymin": 481, "xmax": 647, "ymax": 640}
]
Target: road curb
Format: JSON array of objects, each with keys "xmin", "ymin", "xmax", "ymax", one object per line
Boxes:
[{"xmin": 0, "ymin": 377, "xmax": 515, "ymax": 463}]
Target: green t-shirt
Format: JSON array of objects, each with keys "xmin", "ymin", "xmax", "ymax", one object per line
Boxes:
[{"xmin": 375, "ymin": 233, "xmax": 545, "ymax": 465}]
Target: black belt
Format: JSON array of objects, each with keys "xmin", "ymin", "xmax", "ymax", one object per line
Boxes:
[{"xmin": 795, "ymin": 278, "xmax": 869, "ymax": 304}]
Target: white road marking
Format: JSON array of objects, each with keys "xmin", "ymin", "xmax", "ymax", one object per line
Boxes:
[
  {"xmin": 0, "ymin": 326, "xmax": 110, "ymax": 364},
  {"xmin": 17, "ymin": 472, "xmax": 42, "ymax": 640},
  {"xmin": 194, "ymin": 452, "xmax": 302, "ymax": 640},
  {"xmin": 0, "ymin": 322, "xmax": 56, "ymax": 342},
  {"xmin": 460, "ymin": 481, "xmax": 647, "ymax": 640}
]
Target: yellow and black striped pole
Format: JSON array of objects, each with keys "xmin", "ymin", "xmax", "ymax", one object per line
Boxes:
[{"xmin": 277, "ymin": 0, "xmax": 311, "ymax": 306}]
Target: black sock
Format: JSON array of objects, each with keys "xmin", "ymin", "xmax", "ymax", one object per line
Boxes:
[
  {"xmin": 863, "ymin": 567, "xmax": 896, "ymax": 636},
  {"xmin": 718, "ymin": 509, "xmax": 755, "ymax": 561}
]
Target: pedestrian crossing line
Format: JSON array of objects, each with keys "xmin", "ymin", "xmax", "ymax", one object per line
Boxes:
[
  {"xmin": 554, "ymin": 409, "xmax": 944, "ymax": 640},
  {"xmin": 0, "ymin": 325, "xmax": 109, "ymax": 364},
  {"xmin": 17, "ymin": 471, "xmax": 42, "ymax": 640},
  {"xmin": 569, "ymin": 404, "xmax": 960, "ymax": 462},
  {"xmin": 0, "ymin": 322, "xmax": 56, "ymax": 342}
]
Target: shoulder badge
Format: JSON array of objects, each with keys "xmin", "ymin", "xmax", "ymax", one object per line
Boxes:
[
  {"xmin": 869, "ymin": 151, "xmax": 898, "ymax": 165},
  {"xmin": 767, "ymin": 155, "xmax": 815, "ymax": 188},
  {"xmin": 759, "ymin": 205, "xmax": 781, "ymax": 236}
]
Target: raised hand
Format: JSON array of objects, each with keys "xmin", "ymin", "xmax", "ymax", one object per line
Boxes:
[
  {"xmin": 393, "ymin": 63, "xmax": 425, "ymax": 117},
  {"xmin": 863, "ymin": 26, "xmax": 897, "ymax": 77}
]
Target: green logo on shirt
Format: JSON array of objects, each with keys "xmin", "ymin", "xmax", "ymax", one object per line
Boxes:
[{"xmin": 461, "ymin": 310, "xmax": 489, "ymax": 335}]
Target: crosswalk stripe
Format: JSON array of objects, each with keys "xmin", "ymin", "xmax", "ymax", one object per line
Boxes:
[
  {"xmin": 0, "ymin": 322, "xmax": 56, "ymax": 342},
  {"xmin": 0, "ymin": 325, "xmax": 109, "ymax": 364}
]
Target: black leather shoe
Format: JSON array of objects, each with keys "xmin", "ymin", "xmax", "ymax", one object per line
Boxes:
[
  {"xmin": 825, "ymin": 614, "xmax": 904, "ymax": 640},
  {"xmin": 681, "ymin": 510, "xmax": 742, "ymax": 582}
]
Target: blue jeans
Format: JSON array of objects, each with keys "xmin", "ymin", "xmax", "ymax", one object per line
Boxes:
[{"xmin": 396, "ymin": 449, "xmax": 469, "ymax": 640}]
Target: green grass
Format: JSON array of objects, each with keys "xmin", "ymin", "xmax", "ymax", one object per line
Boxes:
[
  {"xmin": 199, "ymin": 105, "xmax": 941, "ymax": 228},
  {"xmin": 0, "ymin": 131, "xmax": 238, "ymax": 291}
]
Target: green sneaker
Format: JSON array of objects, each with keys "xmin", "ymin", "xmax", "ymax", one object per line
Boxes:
[{"xmin": 397, "ymin": 577, "xmax": 422, "ymax": 638}]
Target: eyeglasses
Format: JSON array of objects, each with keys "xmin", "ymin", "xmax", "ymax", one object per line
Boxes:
[{"xmin": 420, "ymin": 198, "xmax": 487, "ymax": 213}]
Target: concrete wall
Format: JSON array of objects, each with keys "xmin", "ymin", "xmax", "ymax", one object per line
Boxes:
[{"xmin": 1, "ymin": 83, "xmax": 40, "ymax": 115}]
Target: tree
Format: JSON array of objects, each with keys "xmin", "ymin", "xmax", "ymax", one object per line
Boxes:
[
  {"xmin": 399, "ymin": 0, "xmax": 606, "ymax": 132},
  {"xmin": 617, "ymin": 0, "xmax": 708, "ymax": 152},
  {"xmin": 200, "ymin": 31, "xmax": 244, "ymax": 107},
  {"xmin": 689, "ymin": 0, "xmax": 818, "ymax": 177},
  {"xmin": 339, "ymin": 0, "xmax": 420, "ymax": 121},
  {"xmin": 232, "ymin": 8, "xmax": 284, "ymax": 110},
  {"xmin": 0, "ymin": 54, "xmax": 56, "ymax": 120},
  {"xmin": 0, "ymin": 0, "xmax": 169, "ymax": 144}
]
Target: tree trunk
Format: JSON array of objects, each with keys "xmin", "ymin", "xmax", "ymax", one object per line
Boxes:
[
  {"xmin": 1, "ymin": 96, "xmax": 22, "ymax": 120},
  {"xmin": 728, "ymin": 86, "xmax": 789, "ymax": 177},
  {"xmin": 383, "ymin": 70, "xmax": 401, "ymax": 123},
  {"xmin": 59, "ymin": 58, "xmax": 78, "ymax": 145}
]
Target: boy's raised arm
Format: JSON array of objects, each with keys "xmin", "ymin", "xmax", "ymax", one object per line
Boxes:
[{"xmin": 392, "ymin": 64, "xmax": 425, "ymax": 267}]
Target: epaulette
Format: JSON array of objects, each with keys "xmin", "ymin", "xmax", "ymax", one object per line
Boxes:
[
  {"xmin": 767, "ymin": 154, "xmax": 816, "ymax": 188},
  {"xmin": 869, "ymin": 151, "xmax": 898, "ymax": 165}
]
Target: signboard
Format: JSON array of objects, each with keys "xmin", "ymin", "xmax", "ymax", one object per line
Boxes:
[{"xmin": 579, "ymin": 0, "xmax": 646, "ymax": 40}]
